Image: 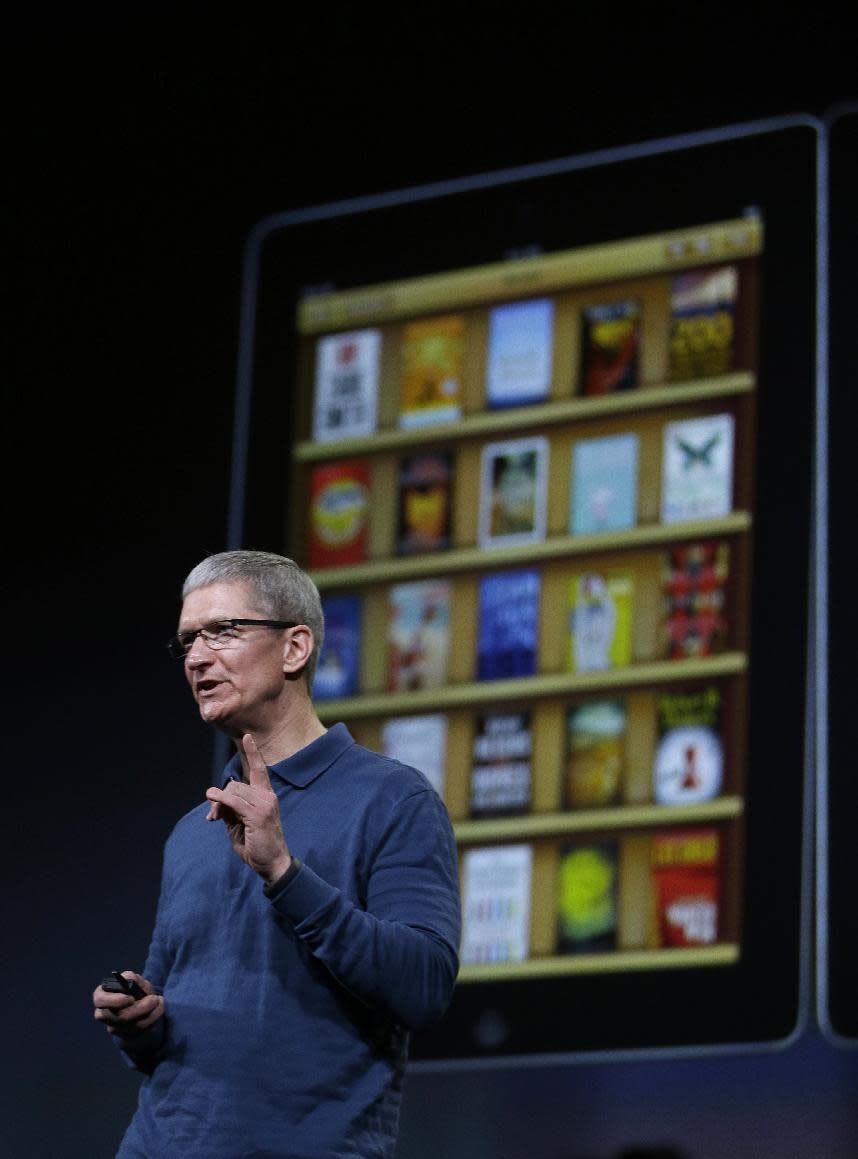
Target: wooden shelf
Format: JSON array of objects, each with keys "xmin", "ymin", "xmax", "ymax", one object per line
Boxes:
[
  {"xmin": 316, "ymin": 652, "xmax": 747, "ymax": 721},
  {"xmin": 310, "ymin": 512, "xmax": 752, "ymax": 590},
  {"xmin": 295, "ymin": 372, "xmax": 755, "ymax": 463},
  {"xmin": 292, "ymin": 242, "xmax": 763, "ymax": 986},
  {"xmin": 456, "ymin": 943, "xmax": 740, "ymax": 983},
  {"xmin": 453, "ymin": 796, "xmax": 744, "ymax": 843}
]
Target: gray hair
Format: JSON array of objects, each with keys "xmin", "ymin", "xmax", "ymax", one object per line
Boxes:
[{"xmin": 182, "ymin": 550, "xmax": 325, "ymax": 689}]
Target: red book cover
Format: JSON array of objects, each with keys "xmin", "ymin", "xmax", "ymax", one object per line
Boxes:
[
  {"xmin": 307, "ymin": 459, "xmax": 371, "ymax": 568},
  {"xmin": 661, "ymin": 540, "xmax": 729, "ymax": 659},
  {"xmin": 650, "ymin": 827, "xmax": 720, "ymax": 947}
]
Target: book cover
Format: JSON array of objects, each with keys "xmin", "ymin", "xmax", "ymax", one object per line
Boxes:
[
  {"xmin": 568, "ymin": 570, "xmax": 634, "ymax": 673},
  {"xmin": 312, "ymin": 327, "xmax": 381, "ymax": 442},
  {"xmin": 395, "ymin": 451, "xmax": 454, "ymax": 556},
  {"xmin": 557, "ymin": 840, "xmax": 619, "ymax": 954},
  {"xmin": 485, "ymin": 296, "xmax": 554, "ymax": 408},
  {"xmin": 461, "ymin": 843, "xmax": 532, "ymax": 965},
  {"xmin": 307, "ymin": 459, "xmax": 371, "ymax": 568},
  {"xmin": 661, "ymin": 540, "xmax": 730, "ymax": 659},
  {"xmin": 650, "ymin": 827, "xmax": 721, "ymax": 947},
  {"xmin": 381, "ymin": 713, "xmax": 447, "ymax": 797},
  {"xmin": 386, "ymin": 578, "xmax": 452, "ymax": 692},
  {"xmin": 565, "ymin": 699, "xmax": 627, "ymax": 808},
  {"xmin": 668, "ymin": 264, "xmax": 738, "ymax": 381},
  {"xmin": 660, "ymin": 412, "xmax": 735, "ymax": 524},
  {"xmin": 476, "ymin": 567, "xmax": 540, "ymax": 680},
  {"xmin": 478, "ymin": 435, "xmax": 549, "ymax": 548},
  {"xmin": 569, "ymin": 431, "xmax": 640, "ymax": 535},
  {"xmin": 470, "ymin": 710, "xmax": 533, "ymax": 817},
  {"xmin": 399, "ymin": 313, "xmax": 464, "ymax": 428},
  {"xmin": 653, "ymin": 685, "xmax": 723, "ymax": 805},
  {"xmin": 580, "ymin": 297, "xmax": 641, "ymax": 395},
  {"xmin": 313, "ymin": 594, "xmax": 362, "ymax": 701}
]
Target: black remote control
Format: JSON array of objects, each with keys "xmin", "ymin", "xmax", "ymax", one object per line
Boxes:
[{"xmin": 101, "ymin": 971, "xmax": 146, "ymax": 999}]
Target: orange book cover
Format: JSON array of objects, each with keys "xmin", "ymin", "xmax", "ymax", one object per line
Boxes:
[
  {"xmin": 399, "ymin": 314, "xmax": 464, "ymax": 428},
  {"xmin": 307, "ymin": 459, "xmax": 371, "ymax": 568},
  {"xmin": 650, "ymin": 827, "xmax": 720, "ymax": 947}
]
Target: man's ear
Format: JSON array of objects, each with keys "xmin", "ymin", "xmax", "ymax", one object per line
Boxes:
[{"xmin": 282, "ymin": 625, "xmax": 314, "ymax": 676}]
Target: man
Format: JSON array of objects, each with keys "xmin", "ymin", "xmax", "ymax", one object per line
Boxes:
[{"xmin": 93, "ymin": 550, "xmax": 461, "ymax": 1158}]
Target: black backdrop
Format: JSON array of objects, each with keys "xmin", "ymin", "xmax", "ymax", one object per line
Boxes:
[{"xmin": 5, "ymin": 10, "xmax": 857, "ymax": 1158}]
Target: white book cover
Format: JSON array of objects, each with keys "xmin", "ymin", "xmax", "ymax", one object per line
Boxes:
[
  {"xmin": 460, "ymin": 843, "xmax": 532, "ymax": 965},
  {"xmin": 381, "ymin": 713, "xmax": 447, "ymax": 797},
  {"xmin": 386, "ymin": 579, "xmax": 452, "ymax": 692},
  {"xmin": 478, "ymin": 435, "xmax": 549, "ymax": 548},
  {"xmin": 312, "ymin": 328, "xmax": 381, "ymax": 442},
  {"xmin": 485, "ymin": 297, "xmax": 554, "ymax": 408},
  {"xmin": 570, "ymin": 431, "xmax": 640, "ymax": 534},
  {"xmin": 660, "ymin": 413, "xmax": 735, "ymax": 524}
]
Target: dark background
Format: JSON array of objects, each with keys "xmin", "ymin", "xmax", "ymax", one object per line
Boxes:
[{"xmin": 4, "ymin": 9, "xmax": 857, "ymax": 1158}]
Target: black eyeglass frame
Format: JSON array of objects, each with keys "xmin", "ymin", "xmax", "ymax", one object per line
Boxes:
[{"xmin": 167, "ymin": 618, "xmax": 297, "ymax": 659}]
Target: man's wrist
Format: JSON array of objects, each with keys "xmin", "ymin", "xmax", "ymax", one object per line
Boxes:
[{"xmin": 263, "ymin": 856, "xmax": 302, "ymax": 898}]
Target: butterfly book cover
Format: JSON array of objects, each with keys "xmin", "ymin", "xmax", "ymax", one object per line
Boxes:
[{"xmin": 660, "ymin": 412, "xmax": 734, "ymax": 524}]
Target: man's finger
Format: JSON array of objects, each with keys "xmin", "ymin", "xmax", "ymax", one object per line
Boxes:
[{"xmin": 243, "ymin": 733, "xmax": 273, "ymax": 790}]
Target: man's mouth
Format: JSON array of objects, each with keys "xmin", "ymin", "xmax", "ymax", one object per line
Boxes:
[{"xmin": 196, "ymin": 679, "xmax": 221, "ymax": 695}]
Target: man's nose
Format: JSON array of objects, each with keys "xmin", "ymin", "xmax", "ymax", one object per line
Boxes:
[{"xmin": 185, "ymin": 634, "xmax": 214, "ymax": 665}]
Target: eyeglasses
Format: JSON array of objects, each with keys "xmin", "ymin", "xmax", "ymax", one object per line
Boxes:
[{"xmin": 167, "ymin": 618, "xmax": 297, "ymax": 660}]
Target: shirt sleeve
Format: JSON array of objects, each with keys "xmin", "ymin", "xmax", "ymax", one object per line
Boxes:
[
  {"xmin": 113, "ymin": 850, "xmax": 174, "ymax": 1074},
  {"xmin": 266, "ymin": 784, "xmax": 461, "ymax": 1032}
]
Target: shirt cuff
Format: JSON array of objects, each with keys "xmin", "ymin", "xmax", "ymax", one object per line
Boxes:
[{"xmin": 263, "ymin": 856, "xmax": 303, "ymax": 899}]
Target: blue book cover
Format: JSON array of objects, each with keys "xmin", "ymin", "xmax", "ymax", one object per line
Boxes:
[
  {"xmin": 476, "ymin": 568, "xmax": 541, "ymax": 680},
  {"xmin": 313, "ymin": 594, "xmax": 362, "ymax": 700},
  {"xmin": 570, "ymin": 431, "xmax": 639, "ymax": 535},
  {"xmin": 485, "ymin": 297, "xmax": 554, "ymax": 408}
]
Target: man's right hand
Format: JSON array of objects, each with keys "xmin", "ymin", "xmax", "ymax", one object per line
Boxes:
[{"xmin": 93, "ymin": 971, "xmax": 164, "ymax": 1040}]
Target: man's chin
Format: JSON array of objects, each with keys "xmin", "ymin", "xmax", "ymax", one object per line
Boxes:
[{"xmin": 197, "ymin": 696, "xmax": 235, "ymax": 727}]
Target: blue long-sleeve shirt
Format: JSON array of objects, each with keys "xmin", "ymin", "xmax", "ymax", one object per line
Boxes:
[{"xmin": 115, "ymin": 723, "xmax": 461, "ymax": 1159}]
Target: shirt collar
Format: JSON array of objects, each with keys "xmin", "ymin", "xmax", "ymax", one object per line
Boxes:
[{"xmin": 220, "ymin": 722, "xmax": 355, "ymax": 789}]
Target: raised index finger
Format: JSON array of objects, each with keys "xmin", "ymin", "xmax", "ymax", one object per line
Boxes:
[{"xmin": 242, "ymin": 733, "xmax": 273, "ymax": 790}]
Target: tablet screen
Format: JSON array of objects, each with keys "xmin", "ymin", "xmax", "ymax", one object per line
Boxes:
[{"xmin": 237, "ymin": 117, "xmax": 818, "ymax": 1059}]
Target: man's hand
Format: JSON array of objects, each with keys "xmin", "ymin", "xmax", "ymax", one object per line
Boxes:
[
  {"xmin": 205, "ymin": 733, "xmax": 292, "ymax": 885},
  {"xmin": 92, "ymin": 972, "xmax": 164, "ymax": 1040}
]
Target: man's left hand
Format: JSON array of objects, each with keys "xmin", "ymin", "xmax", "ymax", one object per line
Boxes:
[{"xmin": 205, "ymin": 733, "xmax": 292, "ymax": 885}]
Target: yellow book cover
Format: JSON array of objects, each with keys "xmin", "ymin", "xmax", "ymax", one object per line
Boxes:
[
  {"xmin": 568, "ymin": 571, "xmax": 634, "ymax": 673},
  {"xmin": 399, "ymin": 314, "xmax": 464, "ymax": 428},
  {"xmin": 565, "ymin": 699, "xmax": 626, "ymax": 808}
]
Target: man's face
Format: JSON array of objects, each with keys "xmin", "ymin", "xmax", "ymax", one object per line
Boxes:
[{"xmin": 178, "ymin": 581, "xmax": 289, "ymax": 735}]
